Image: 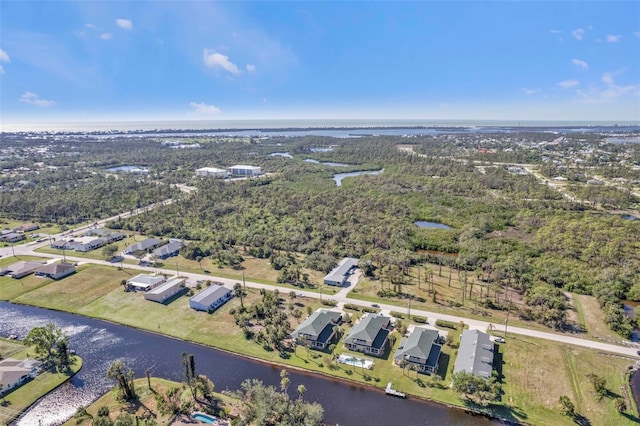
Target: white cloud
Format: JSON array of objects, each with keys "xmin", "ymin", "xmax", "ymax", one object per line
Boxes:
[
  {"xmin": 100, "ymin": 33, "xmax": 113, "ymax": 40},
  {"xmin": 0, "ymin": 48, "xmax": 10, "ymax": 63},
  {"xmin": 577, "ymin": 71, "xmax": 639, "ymax": 104},
  {"xmin": 558, "ymin": 79, "xmax": 579, "ymax": 89},
  {"xmin": 85, "ymin": 24, "xmax": 98, "ymax": 30},
  {"xmin": 572, "ymin": 59, "xmax": 589, "ymax": 69},
  {"xmin": 19, "ymin": 92, "xmax": 56, "ymax": 107},
  {"xmin": 189, "ymin": 101, "xmax": 221, "ymax": 115},
  {"xmin": 246, "ymin": 64, "xmax": 256, "ymax": 73},
  {"xmin": 572, "ymin": 28, "xmax": 585, "ymax": 40},
  {"xmin": 203, "ymin": 49, "xmax": 240, "ymax": 74},
  {"xmin": 116, "ymin": 19, "xmax": 133, "ymax": 30},
  {"xmin": 606, "ymin": 34, "xmax": 621, "ymax": 43},
  {"xmin": 521, "ymin": 88, "xmax": 540, "ymax": 95}
]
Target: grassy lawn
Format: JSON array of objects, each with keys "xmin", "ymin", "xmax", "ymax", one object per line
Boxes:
[
  {"xmin": 576, "ymin": 294, "xmax": 622, "ymax": 341},
  {"xmin": 0, "ymin": 356, "xmax": 82, "ymax": 425},
  {"xmin": 0, "ymin": 338, "xmax": 26, "ymax": 358},
  {"xmin": 0, "ymin": 257, "xmax": 53, "ymax": 301},
  {"xmin": 496, "ymin": 334, "xmax": 637, "ymax": 425}
]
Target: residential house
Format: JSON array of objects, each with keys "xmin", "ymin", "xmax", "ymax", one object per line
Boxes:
[
  {"xmin": 393, "ymin": 327, "xmax": 442, "ymax": 374},
  {"xmin": 228, "ymin": 165, "xmax": 262, "ymax": 177},
  {"xmin": 0, "ymin": 358, "xmax": 43, "ymax": 396},
  {"xmin": 453, "ymin": 329, "xmax": 494, "ymax": 379},
  {"xmin": 0, "ymin": 261, "xmax": 45, "ymax": 279},
  {"xmin": 151, "ymin": 239, "xmax": 184, "ymax": 260},
  {"xmin": 343, "ymin": 313, "xmax": 391, "ymax": 357},
  {"xmin": 189, "ymin": 284, "xmax": 233, "ymax": 312},
  {"xmin": 126, "ymin": 274, "xmax": 166, "ymax": 292},
  {"xmin": 15, "ymin": 223, "xmax": 40, "ymax": 233},
  {"xmin": 290, "ymin": 309, "xmax": 342, "ymax": 349},
  {"xmin": 0, "ymin": 232, "xmax": 25, "ymax": 243},
  {"xmin": 106, "ymin": 232, "xmax": 126, "ymax": 242},
  {"xmin": 123, "ymin": 238, "xmax": 163, "ymax": 255},
  {"xmin": 35, "ymin": 262, "xmax": 76, "ymax": 280},
  {"xmin": 144, "ymin": 277, "xmax": 185, "ymax": 304},
  {"xmin": 323, "ymin": 257, "xmax": 359, "ymax": 286},
  {"xmin": 74, "ymin": 237, "xmax": 107, "ymax": 252},
  {"xmin": 50, "ymin": 240, "xmax": 74, "ymax": 250}
]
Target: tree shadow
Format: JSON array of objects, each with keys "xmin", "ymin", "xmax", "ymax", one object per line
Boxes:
[
  {"xmin": 571, "ymin": 413, "xmax": 591, "ymax": 426},
  {"xmin": 622, "ymin": 412, "xmax": 640, "ymax": 423}
]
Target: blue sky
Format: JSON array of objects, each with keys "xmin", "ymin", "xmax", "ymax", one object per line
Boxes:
[{"xmin": 1, "ymin": 1, "xmax": 639, "ymax": 123}]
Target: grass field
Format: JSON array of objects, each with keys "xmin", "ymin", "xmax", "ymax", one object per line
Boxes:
[
  {"xmin": 0, "ymin": 257, "xmax": 53, "ymax": 300},
  {"xmin": 576, "ymin": 294, "xmax": 623, "ymax": 341}
]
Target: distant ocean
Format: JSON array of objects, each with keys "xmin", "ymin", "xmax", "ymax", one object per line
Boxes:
[{"xmin": 2, "ymin": 118, "xmax": 639, "ymax": 134}]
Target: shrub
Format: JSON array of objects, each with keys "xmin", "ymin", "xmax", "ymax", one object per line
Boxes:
[
  {"xmin": 390, "ymin": 311, "xmax": 405, "ymax": 319},
  {"xmin": 436, "ymin": 319, "xmax": 457, "ymax": 329},
  {"xmin": 412, "ymin": 316, "xmax": 428, "ymax": 324}
]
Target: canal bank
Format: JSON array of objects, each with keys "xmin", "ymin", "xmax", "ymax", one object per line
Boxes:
[{"xmin": 0, "ymin": 302, "xmax": 497, "ymax": 426}]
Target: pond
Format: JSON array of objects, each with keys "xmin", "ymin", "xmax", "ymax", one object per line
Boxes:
[
  {"xmin": 105, "ymin": 165, "xmax": 149, "ymax": 173},
  {"xmin": 621, "ymin": 214, "xmax": 638, "ymax": 220},
  {"xmin": 0, "ymin": 302, "xmax": 493, "ymax": 426},
  {"xmin": 333, "ymin": 169, "xmax": 384, "ymax": 186},
  {"xmin": 414, "ymin": 221, "xmax": 453, "ymax": 230},
  {"xmin": 304, "ymin": 158, "xmax": 352, "ymax": 167}
]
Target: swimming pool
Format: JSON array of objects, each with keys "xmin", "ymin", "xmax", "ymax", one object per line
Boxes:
[
  {"xmin": 338, "ymin": 354, "xmax": 375, "ymax": 369},
  {"xmin": 192, "ymin": 412, "xmax": 217, "ymax": 424}
]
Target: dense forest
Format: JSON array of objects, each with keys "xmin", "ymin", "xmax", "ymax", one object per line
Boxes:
[{"xmin": 2, "ymin": 131, "xmax": 639, "ymax": 336}]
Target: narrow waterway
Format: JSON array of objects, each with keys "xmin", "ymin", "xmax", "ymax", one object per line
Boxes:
[{"xmin": 0, "ymin": 302, "xmax": 494, "ymax": 426}]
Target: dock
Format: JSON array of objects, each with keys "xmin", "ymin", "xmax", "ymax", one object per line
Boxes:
[{"xmin": 385, "ymin": 382, "xmax": 406, "ymax": 398}]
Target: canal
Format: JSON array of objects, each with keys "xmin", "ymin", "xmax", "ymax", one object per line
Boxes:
[{"xmin": 0, "ymin": 302, "xmax": 494, "ymax": 425}]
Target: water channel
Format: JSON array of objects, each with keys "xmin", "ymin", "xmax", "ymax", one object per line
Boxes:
[{"xmin": 0, "ymin": 302, "xmax": 494, "ymax": 426}]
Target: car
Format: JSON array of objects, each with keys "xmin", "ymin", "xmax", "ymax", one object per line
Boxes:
[
  {"xmin": 297, "ymin": 293, "xmax": 305, "ymax": 297},
  {"xmin": 371, "ymin": 303, "xmax": 380, "ymax": 308},
  {"xmin": 495, "ymin": 337, "xmax": 506, "ymax": 343}
]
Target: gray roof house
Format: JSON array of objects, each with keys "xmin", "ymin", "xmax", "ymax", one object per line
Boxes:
[
  {"xmin": 291, "ymin": 309, "xmax": 342, "ymax": 349},
  {"xmin": 123, "ymin": 238, "xmax": 163, "ymax": 255},
  {"xmin": 144, "ymin": 277, "xmax": 185, "ymax": 304},
  {"xmin": 35, "ymin": 262, "xmax": 76, "ymax": 280},
  {"xmin": 453, "ymin": 329, "xmax": 495, "ymax": 379},
  {"xmin": 393, "ymin": 327, "xmax": 442, "ymax": 374},
  {"xmin": 343, "ymin": 313, "xmax": 391, "ymax": 357},
  {"xmin": 126, "ymin": 274, "xmax": 167, "ymax": 291},
  {"xmin": 323, "ymin": 257, "xmax": 359, "ymax": 286},
  {"xmin": 151, "ymin": 240, "xmax": 184, "ymax": 259},
  {"xmin": 0, "ymin": 261, "xmax": 45, "ymax": 279},
  {"xmin": 189, "ymin": 284, "xmax": 233, "ymax": 312},
  {"xmin": 0, "ymin": 358, "xmax": 43, "ymax": 396}
]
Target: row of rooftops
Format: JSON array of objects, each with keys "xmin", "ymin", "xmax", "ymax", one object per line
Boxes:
[
  {"xmin": 0, "ymin": 260, "xmax": 76, "ymax": 279},
  {"xmin": 196, "ymin": 165, "xmax": 263, "ymax": 177}
]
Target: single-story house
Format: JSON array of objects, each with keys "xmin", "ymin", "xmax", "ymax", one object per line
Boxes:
[
  {"xmin": 106, "ymin": 232, "xmax": 126, "ymax": 242},
  {"xmin": 393, "ymin": 327, "xmax": 442, "ymax": 374},
  {"xmin": 228, "ymin": 165, "xmax": 262, "ymax": 177},
  {"xmin": 324, "ymin": 257, "xmax": 359, "ymax": 286},
  {"xmin": 290, "ymin": 309, "xmax": 342, "ymax": 349},
  {"xmin": 50, "ymin": 240, "xmax": 74, "ymax": 250},
  {"xmin": 74, "ymin": 237, "xmax": 107, "ymax": 252},
  {"xmin": 126, "ymin": 274, "xmax": 167, "ymax": 292},
  {"xmin": 0, "ymin": 358, "xmax": 43, "ymax": 396},
  {"xmin": 453, "ymin": 329, "xmax": 494, "ymax": 379},
  {"xmin": 0, "ymin": 261, "xmax": 45, "ymax": 279},
  {"xmin": 35, "ymin": 262, "xmax": 76, "ymax": 280},
  {"xmin": 144, "ymin": 277, "xmax": 185, "ymax": 303},
  {"xmin": 15, "ymin": 223, "xmax": 40, "ymax": 233},
  {"xmin": 84, "ymin": 228, "xmax": 112, "ymax": 237},
  {"xmin": 0, "ymin": 232, "xmax": 25, "ymax": 243},
  {"xmin": 196, "ymin": 167, "xmax": 229, "ymax": 178},
  {"xmin": 123, "ymin": 238, "xmax": 163, "ymax": 255},
  {"xmin": 151, "ymin": 239, "xmax": 184, "ymax": 260},
  {"xmin": 189, "ymin": 284, "xmax": 233, "ymax": 312},
  {"xmin": 343, "ymin": 313, "xmax": 391, "ymax": 357}
]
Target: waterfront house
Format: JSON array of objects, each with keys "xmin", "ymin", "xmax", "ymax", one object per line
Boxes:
[
  {"xmin": 126, "ymin": 274, "xmax": 167, "ymax": 292},
  {"xmin": 453, "ymin": 329, "xmax": 494, "ymax": 378},
  {"xmin": 393, "ymin": 327, "xmax": 442, "ymax": 374},
  {"xmin": 123, "ymin": 238, "xmax": 163, "ymax": 255},
  {"xmin": 0, "ymin": 358, "xmax": 43, "ymax": 395},
  {"xmin": 290, "ymin": 309, "xmax": 342, "ymax": 349},
  {"xmin": 343, "ymin": 313, "xmax": 391, "ymax": 357},
  {"xmin": 323, "ymin": 257, "xmax": 359, "ymax": 286},
  {"xmin": 189, "ymin": 284, "xmax": 233, "ymax": 312},
  {"xmin": 144, "ymin": 277, "xmax": 185, "ymax": 304},
  {"xmin": 0, "ymin": 260, "xmax": 45, "ymax": 279},
  {"xmin": 35, "ymin": 262, "xmax": 76, "ymax": 280}
]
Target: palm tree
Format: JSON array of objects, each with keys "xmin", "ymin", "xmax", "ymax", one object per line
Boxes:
[{"xmin": 234, "ymin": 283, "xmax": 245, "ymax": 309}]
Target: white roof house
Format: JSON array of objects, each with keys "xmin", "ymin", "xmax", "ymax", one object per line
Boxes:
[
  {"xmin": 324, "ymin": 257, "xmax": 359, "ymax": 286},
  {"xmin": 189, "ymin": 284, "xmax": 233, "ymax": 312},
  {"xmin": 196, "ymin": 167, "xmax": 229, "ymax": 178},
  {"xmin": 126, "ymin": 274, "xmax": 167, "ymax": 292},
  {"xmin": 144, "ymin": 277, "xmax": 185, "ymax": 303},
  {"xmin": 0, "ymin": 358, "xmax": 43, "ymax": 395},
  {"xmin": 228, "ymin": 165, "xmax": 262, "ymax": 177}
]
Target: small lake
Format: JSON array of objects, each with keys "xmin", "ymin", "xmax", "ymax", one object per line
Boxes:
[
  {"xmin": 415, "ymin": 221, "xmax": 453, "ymax": 230},
  {"xmin": 333, "ymin": 169, "xmax": 384, "ymax": 186},
  {"xmin": 304, "ymin": 159, "xmax": 352, "ymax": 167},
  {"xmin": 105, "ymin": 165, "xmax": 149, "ymax": 173},
  {"xmin": 622, "ymin": 214, "xmax": 638, "ymax": 220}
]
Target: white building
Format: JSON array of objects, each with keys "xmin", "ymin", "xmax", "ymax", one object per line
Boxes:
[
  {"xmin": 0, "ymin": 358, "xmax": 43, "ymax": 395},
  {"xmin": 144, "ymin": 277, "xmax": 185, "ymax": 303},
  {"xmin": 324, "ymin": 257, "xmax": 359, "ymax": 286},
  {"xmin": 229, "ymin": 165, "xmax": 262, "ymax": 177},
  {"xmin": 196, "ymin": 167, "xmax": 229, "ymax": 178},
  {"xmin": 189, "ymin": 284, "xmax": 233, "ymax": 312},
  {"xmin": 126, "ymin": 274, "xmax": 166, "ymax": 292}
]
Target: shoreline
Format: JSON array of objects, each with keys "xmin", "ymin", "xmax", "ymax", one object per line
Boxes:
[{"xmin": 4, "ymin": 300, "xmax": 517, "ymax": 425}]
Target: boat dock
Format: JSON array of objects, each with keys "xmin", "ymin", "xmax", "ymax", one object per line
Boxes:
[{"xmin": 385, "ymin": 382, "xmax": 406, "ymax": 398}]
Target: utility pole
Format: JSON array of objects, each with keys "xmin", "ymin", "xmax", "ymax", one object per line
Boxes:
[
  {"xmin": 176, "ymin": 262, "xmax": 179, "ymax": 276},
  {"xmin": 243, "ymin": 271, "xmax": 246, "ymax": 290}
]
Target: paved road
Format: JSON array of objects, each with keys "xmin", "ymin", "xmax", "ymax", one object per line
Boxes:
[{"xmin": 2, "ymin": 197, "xmax": 639, "ymax": 359}]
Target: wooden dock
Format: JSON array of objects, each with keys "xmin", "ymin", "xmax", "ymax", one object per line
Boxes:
[{"xmin": 385, "ymin": 382, "xmax": 406, "ymax": 398}]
